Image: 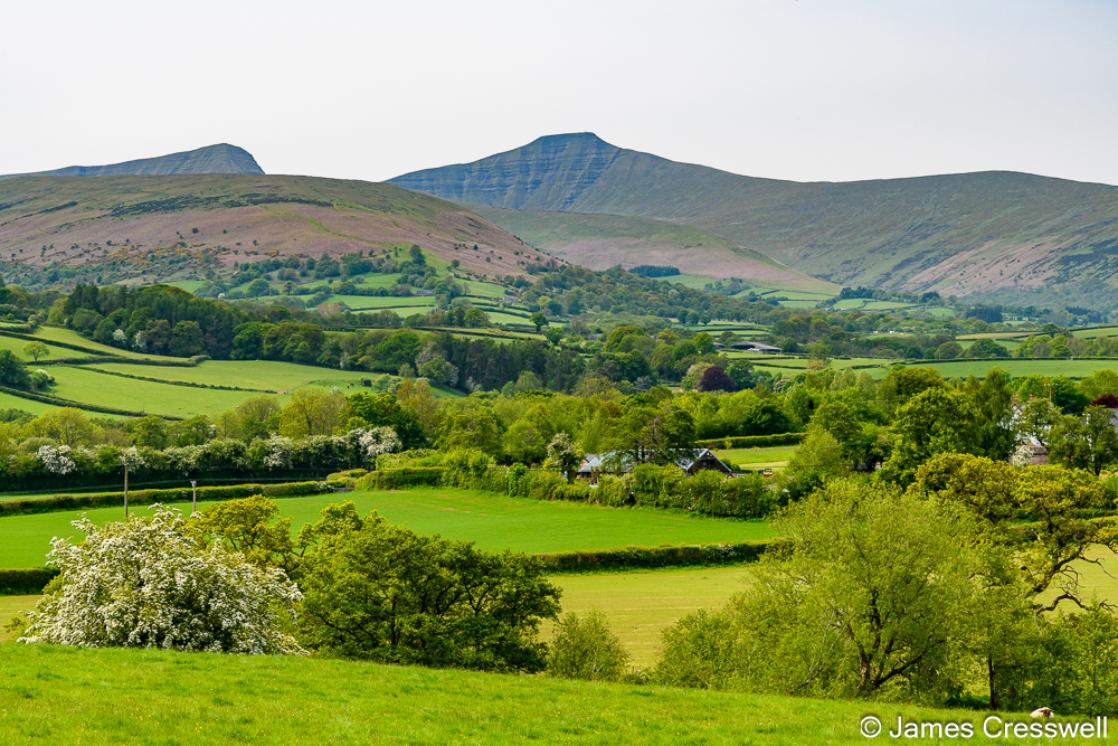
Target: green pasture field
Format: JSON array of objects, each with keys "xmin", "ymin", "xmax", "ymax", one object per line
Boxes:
[
  {"xmin": 24, "ymin": 326, "xmax": 185, "ymax": 362},
  {"xmin": 45, "ymin": 366, "xmax": 271, "ymax": 418},
  {"xmin": 1037, "ymin": 545, "xmax": 1118, "ymax": 611},
  {"xmin": 0, "ymin": 595, "xmax": 35, "ymax": 641},
  {"xmin": 89, "ymin": 360, "xmax": 388, "ymax": 393},
  {"xmin": 912, "ymin": 359, "xmax": 1118, "ymax": 379},
  {"xmin": 831, "ymin": 298, "xmax": 915, "ymax": 312},
  {"xmin": 0, "ymin": 645, "xmax": 1069, "ymax": 745},
  {"xmin": 0, "ymin": 487, "xmax": 774, "ymax": 569},
  {"xmin": 459, "ymin": 278, "xmax": 512, "ymax": 298},
  {"xmin": 958, "ymin": 339, "xmax": 1021, "ymax": 352},
  {"xmin": 0, "ymin": 335, "xmax": 94, "ymax": 361},
  {"xmin": 328, "ymin": 294, "xmax": 438, "ymax": 311},
  {"xmin": 547, "ymin": 565, "xmax": 754, "ymax": 666},
  {"xmin": 753, "ymin": 288, "xmax": 834, "ymax": 301},
  {"xmin": 0, "ymin": 391, "xmax": 59, "ymax": 417},
  {"xmin": 956, "ymin": 331, "xmax": 1031, "ymax": 341},
  {"xmin": 1071, "ymin": 325, "xmax": 1118, "ymax": 340},
  {"xmin": 715, "ymin": 445, "xmax": 798, "ymax": 471},
  {"xmin": 773, "ymin": 298, "xmax": 822, "ymax": 309},
  {"xmin": 485, "ymin": 310, "xmax": 542, "ymax": 326},
  {"xmin": 162, "ymin": 279, "xmax": 207, "ymax": 292}
]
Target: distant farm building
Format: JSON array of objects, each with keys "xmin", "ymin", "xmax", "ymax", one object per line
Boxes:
[
  {"xmin": 577, "ymin": 448, "xmax": 733, "ymax": 484},
  {"xmin": 728, "ymin": 340, "xmax": 782, "ymax": 353}
]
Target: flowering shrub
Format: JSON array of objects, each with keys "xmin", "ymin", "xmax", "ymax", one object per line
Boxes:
[
  {"xmin": 36, "ymin": 444, "xmax": 76, "ymax": 475},
  {"xmin": 20, "ymin": 506, "xmax": 303, "ymax": 654}
]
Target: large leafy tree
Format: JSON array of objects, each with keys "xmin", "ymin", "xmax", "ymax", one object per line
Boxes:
[
  {"xmin": 1048, "ymin": 405, "xmax": 1118, "ymax": 476},
  {"xmin": 657, "ymin": 479, "xmax": 981, "ymax": 699},
  {"xmin": 880, "ymin": 387, "xmax": 982, "ymax": 484},
  {"xmin": 297, "ymin": 503, "xmax": 560, "ymax": 672}
]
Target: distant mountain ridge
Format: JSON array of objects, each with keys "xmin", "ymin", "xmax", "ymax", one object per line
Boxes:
[
  {"xmin": 1, "ymin": 144, "xmax": 264, "ymax": 178},
  {"xmin": 391, "ymin": 133, "xmax": 1118, "ymax": 304},
  {"xmin": 0, "ymin": 173, "xmax": 542, "ymax": 287}
]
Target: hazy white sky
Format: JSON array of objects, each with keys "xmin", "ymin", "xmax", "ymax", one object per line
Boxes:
[{"xmin": 2, "ymin": 0, "xmax": 1116, "ymax": 184}]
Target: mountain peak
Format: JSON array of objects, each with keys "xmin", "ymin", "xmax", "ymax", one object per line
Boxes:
[{"xmin": 3, "ymin": 143, "xmax": 264, "ymax": 178}]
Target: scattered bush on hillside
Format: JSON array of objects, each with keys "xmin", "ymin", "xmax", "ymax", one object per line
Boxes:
[{"xmin": 548, "ymin": 610, "xmax": 630, "ymax": 682}]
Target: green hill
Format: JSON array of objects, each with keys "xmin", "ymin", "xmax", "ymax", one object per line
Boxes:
[
  {"xmin": 0, "ymin": 143, "xmax": 264, "ymax": 178},
  {"xmin": 0, "ymin": 174, "xmax": 544, "ymax": 286},
  {"xmin": 391, "ymin": 133, "xmax": 1118, "ymax": 306}
]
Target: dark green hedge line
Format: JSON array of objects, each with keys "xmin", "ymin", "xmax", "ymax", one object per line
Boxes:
[
  {"xmin": 0, "ymin": 481, "xmax": 332, "ymax": 517},
  {"xmin": 0, "ymin": 567, "xmax": 58, "ymax": 595},
  {"xmin": 694, "ymin": 432, "xmax": 805, "ymax": 449},
  {"xmin": 536, "ymin": 539, "xmax": 778, "ymax": 572}
]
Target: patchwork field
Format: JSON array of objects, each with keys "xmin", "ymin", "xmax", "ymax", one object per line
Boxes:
[
  {"xmin": 0, "ymin": 644, "xmax": 1063, "ymax": 745},
  {"xmin": 0, "ymin": 487, "xmax": 773, "ymax": 569}
]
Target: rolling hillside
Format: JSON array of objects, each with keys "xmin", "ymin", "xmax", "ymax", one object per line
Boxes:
[
  {"xmin": 0, "ymin": 174, "xmax": 546, "ymax": 286},
  {"xmin": 392, "ymin": 133, "xmax": 1118, "ymax": 305},
  {"xmin": 477, "ymin": 207, "xmax": 834, "ymax": 293},
  {"xmin": 0, "ymin": 143, "xmax": 264, "ymax": 178}
]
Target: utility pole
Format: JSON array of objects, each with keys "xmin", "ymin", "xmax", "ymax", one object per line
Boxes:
[
  {"xmin": 190, "ymin": 479, "xmax": 198, "ymax": 514},
  {"xmin": 123, "ymin": 459, "xmax": 129, "ymax": 518}
]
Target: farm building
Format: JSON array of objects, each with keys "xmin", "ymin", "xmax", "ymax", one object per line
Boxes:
[
  {"xmin": 577, "ymin": 448, "xmax": 733, "ymax": 484},
  {"xmin": 728, "ymin": 340, "xmax": 782, "ymax": 353}
]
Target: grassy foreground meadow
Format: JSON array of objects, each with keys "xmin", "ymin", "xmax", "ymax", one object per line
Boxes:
[
  {"xmin": 0, "ymin": 487, "xmax": 773, "ymax": 568},
  {"xmin": 0, "ymin": 644, "xmax": 1082, "ymax": 745}
]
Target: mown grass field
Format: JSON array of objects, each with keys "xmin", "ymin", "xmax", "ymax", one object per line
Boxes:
[
  {"xmin": 46, "ymin": 366, "xmax": 271, "ymax": 418},
  {"xmin": 0, "ymin": 644, "xmax": 1071, "ymax": 745},
  {"xmin": 22, "ymin": 326, "xmax": 184, "ymax": 362},
  {"xmin": 547, "ymin": 565, "xmax": 754, "ymax": 666},
  {"xmin": 89, "ymin": 360, "xmax": 387, "ymax": 392},
  {"xmin": 0, "ymin": 487, "xmax": 774, "ymax": 569},
  {"xmin": 0, "ymin": 335, "xmax": 94, "ymax": 361},
  {"xmin": 915, "ymin": 359, "xmax": 1118, "ymax": 379},
  {"xmin": 716, "ymin": 445, "xmax": 797, "ymax": 470}
]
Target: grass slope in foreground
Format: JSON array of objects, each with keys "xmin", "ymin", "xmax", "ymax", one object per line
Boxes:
[
  {"xmin": 0, "ymin": 644, "xmax": 1077, "ymax": 745},
  {"xmin": 0, "ymin": 487, "xmax": 773, "ymax": 568}
]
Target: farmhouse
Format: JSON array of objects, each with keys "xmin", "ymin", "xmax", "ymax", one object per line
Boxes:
[
  {"xmin": 577, "ymin": 448, "xmax": 733, "ymax": 484},
  {"xmin": 729, "ymin": 340, "xmax": 782, "ymax": 353}
]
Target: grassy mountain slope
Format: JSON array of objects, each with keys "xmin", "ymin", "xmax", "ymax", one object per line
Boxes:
[
  {"xmin": 0, "ymin": 174, "xmax": 547, "ymax": 285},
  {"xmin": 0, "ymin": 143, "xmax": 264, "ymax": 178},
  {"xmin": 478, "ymin": 207, "xmax": 836, "ymax": 293},
  {"xmin": 392, "ymin": 133, "xmax": 1118, "ymax": 303}
]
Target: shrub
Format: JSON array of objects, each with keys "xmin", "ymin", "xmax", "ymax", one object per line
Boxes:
[
  {"xmin": 548, "ymin": 610, "xmax": 630, "ymax": 681},
  {"xmin": 20, "ymin": 506, "xmax": 302, "ymax": 654}
]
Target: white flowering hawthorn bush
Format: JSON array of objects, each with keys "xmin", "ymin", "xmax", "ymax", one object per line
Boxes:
[
  {"xmin": 20, "ymin": 505, "xmax": 302, "ymax": 654},
  {"xmin": 354, "ymin": 426, "xmax": 400, "ymax": 464},
  {"xmin": 36, "ymin": 444, "xmax": 77, "ymax": 475}
]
